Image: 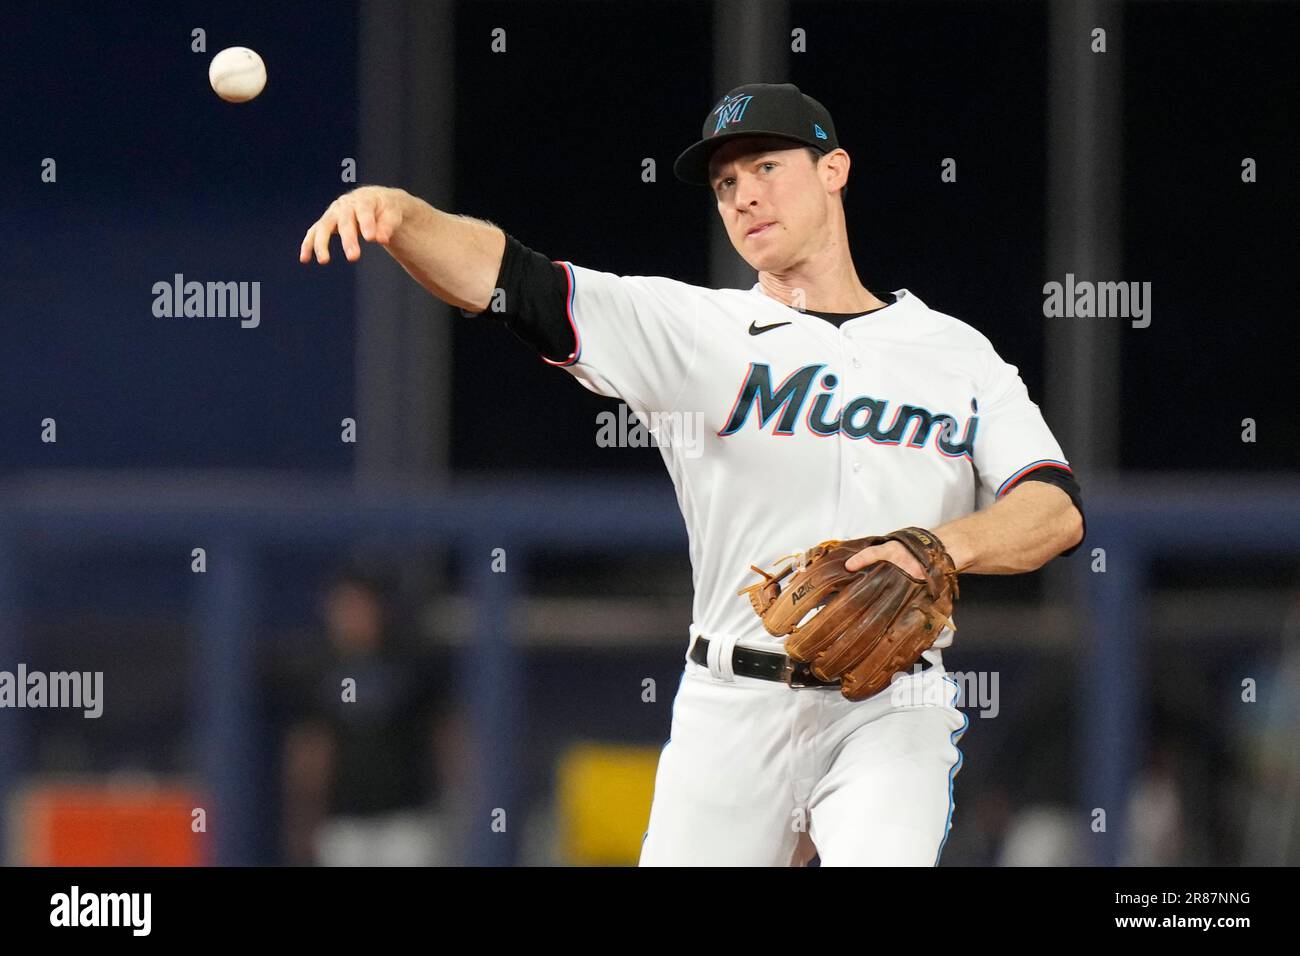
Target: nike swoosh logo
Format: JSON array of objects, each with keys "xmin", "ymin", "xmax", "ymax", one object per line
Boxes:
[{"xmin": 748, "ymin": 321, "xmax": 792, "ymax": 336}]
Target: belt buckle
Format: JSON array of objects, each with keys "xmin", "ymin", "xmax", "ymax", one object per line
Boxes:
[{"xmin": 782, "ymin": 657, "xmax": 824, "ymax": 689}]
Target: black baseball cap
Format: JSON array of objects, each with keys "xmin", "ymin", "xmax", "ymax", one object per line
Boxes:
[{"xmin": 673, "ymin": 82, "xmax": 839, "ymax": 186}]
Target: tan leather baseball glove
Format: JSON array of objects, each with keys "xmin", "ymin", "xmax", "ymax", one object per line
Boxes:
[{"xmin": 738, "ymin": 527, "xmax": 959, "ymax": 701}]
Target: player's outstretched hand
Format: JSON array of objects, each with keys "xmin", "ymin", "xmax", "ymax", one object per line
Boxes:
[{"xmin": 299, "ymin": 185, "xmax": 410, "ymax": 265}]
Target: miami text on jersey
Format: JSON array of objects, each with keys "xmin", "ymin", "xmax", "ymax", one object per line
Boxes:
[{"xmin": 717, "ymin": 363, "xmax": 977, "ymax": 459}]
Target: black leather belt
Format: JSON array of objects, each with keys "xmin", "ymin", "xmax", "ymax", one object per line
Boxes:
[{"xmin": 689, "ymin": 636, "xmax": 841, "ymax": 689}]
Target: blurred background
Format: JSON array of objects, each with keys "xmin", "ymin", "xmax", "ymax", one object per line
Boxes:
[{"xmin": 1, "ymin": 0, "xmax": 1297, "ymax": 866}]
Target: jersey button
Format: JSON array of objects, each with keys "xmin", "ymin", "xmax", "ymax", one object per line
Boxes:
[
  {"xmin": 851, "ymin": 357, "xmax": 862, "ymax": 368},
  {"xmin": 852, "ymin": 461, "xmax": 861, "ymax": 473}
]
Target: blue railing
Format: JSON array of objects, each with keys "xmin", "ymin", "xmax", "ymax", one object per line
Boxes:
[
  {"xmin": 0, "ymin": 476, "xmax": 687, "ymax": 866},
  {"xmin": 1075, "ymin": 477, "xmax": 1300, "ymax": 865},
  {"xmin": 1, "ymin": 474, "xmax": 1295, "ymax": 865}
]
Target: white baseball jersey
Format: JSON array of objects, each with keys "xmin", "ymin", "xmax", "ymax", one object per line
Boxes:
[{"xmin": 545, "ymin": 263, "xmax": 1070, "ymax": 665}]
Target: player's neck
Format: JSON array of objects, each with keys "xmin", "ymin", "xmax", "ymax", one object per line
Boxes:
[{"xmin": 756, "ymin": 268, "xmax": 884, "ymax": 314}]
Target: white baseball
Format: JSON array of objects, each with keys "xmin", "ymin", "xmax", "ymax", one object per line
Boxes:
[{"xmin": 208, "ymin": 47, "xmax": 267, "ymax": 103}]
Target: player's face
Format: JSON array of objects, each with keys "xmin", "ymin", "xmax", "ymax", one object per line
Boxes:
[{"xmin": 709, "ymin": 138, "xmax": 832, "ymax": 273}]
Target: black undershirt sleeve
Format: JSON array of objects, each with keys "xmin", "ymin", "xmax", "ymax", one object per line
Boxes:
[
  {"xmin": 482, "ymin": 232, "xmax": 575, "ymax": 363},
  {"xmin": 1005, "ymin": 466, "xmax": 1087, "ymax": 557}
]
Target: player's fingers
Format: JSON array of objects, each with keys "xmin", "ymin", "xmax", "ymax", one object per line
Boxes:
[
  {"xmin": 354, "ymin": 201, "xmax": 378, "ymax": 243},
  {"xmin": 298, "ymin": 225, "xmax": 316, "ymax": 263},
  {"xmin": 853, "ymin": 547, "xmax": 924, "ymax": 579},
  {"xmin": 845, "ymin": 544, "xmax": 906, "ymax": 573},
  {"xmin": 897, "ymin": 558, "xmax": 926, "ymax": 579},
  {"xmin": 336, "ymin": 204, "xmax": 363, "ymax": 262},
  {"xmin": 844, "ymin": 547, "xmax": 877, "ymax": 572},
  {"xmin": 312, "ymin": 211, "xmax": 336, "ymax": 264},
  {"xmin": 373, "ymin": 203, "xmax": 400, "ymax": 245}
]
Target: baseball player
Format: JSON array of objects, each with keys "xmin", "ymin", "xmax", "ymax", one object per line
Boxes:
[{"xmin": 300, "ymin": 82, "xmax": 1086, "ymax": 866}]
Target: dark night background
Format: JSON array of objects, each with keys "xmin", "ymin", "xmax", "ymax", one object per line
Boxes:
[{"xmin": 4, "ymin": 1, "xmax": 1295, "ymax": 476}]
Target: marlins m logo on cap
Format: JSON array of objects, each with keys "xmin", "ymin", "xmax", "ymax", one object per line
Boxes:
[
  {"xmin": 712, "ymin": 93, "xmax": 753, "ymax": 134},
  {"xmin": 675, "ymin": 82, "xmax": 840, "ymax": 185}
]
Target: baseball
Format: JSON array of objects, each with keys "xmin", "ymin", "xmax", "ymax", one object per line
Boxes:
[{"xmin": 208, "ymin": 47, "xmax": 266, "ymax": 103}]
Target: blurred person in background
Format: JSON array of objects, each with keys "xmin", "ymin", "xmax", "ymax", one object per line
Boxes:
[
  {"xmin": 279, "ymin": 567, "xmax": 467, "ymax": 865},
  {"xmin": 1239, "ymin": 583, "xmax": 1300, "ymax": 865}
]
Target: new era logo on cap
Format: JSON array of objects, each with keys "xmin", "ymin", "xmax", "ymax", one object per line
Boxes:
[{"xmin": 814, "ymin": 123, "xmax": 827, "ymax": 140}]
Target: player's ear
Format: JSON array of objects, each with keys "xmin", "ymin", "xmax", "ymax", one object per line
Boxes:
[{"xmin": 822, "ymin": 148, "xmax": 850, "ymax": 195}]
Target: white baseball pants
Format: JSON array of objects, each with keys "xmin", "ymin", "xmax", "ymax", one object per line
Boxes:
[{"xmin": 639, "ymin": 650, "xmax": 969, "ymax": 866}]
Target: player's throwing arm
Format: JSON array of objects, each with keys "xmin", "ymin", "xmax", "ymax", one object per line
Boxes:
[{"xmin": 299, "ymin": 185, "xmax": 505, "ymax": 314}]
